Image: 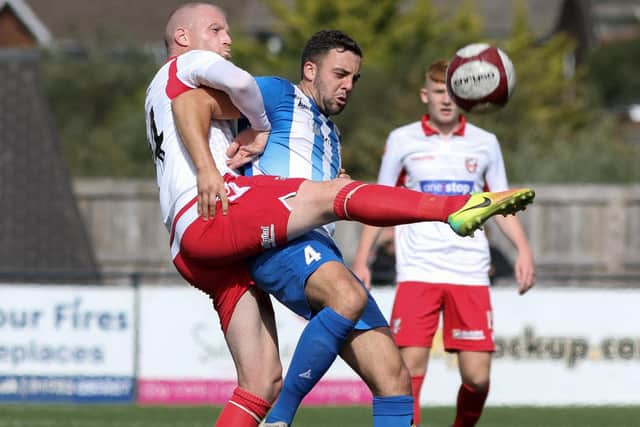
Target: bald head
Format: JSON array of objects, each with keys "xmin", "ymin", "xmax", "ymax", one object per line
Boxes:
[{"xmin": 164, "ymin": 2, "xmax": 231, "ymax": 58}]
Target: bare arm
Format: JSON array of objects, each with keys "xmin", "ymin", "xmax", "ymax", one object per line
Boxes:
[
  {"xmin": 493, "ymin": 215, "xmax": 536, "ymax": 294},
  {"xmin": 352, "ymin": 224, "xmax": 383, "ymax": 289},
  {"xmin": 172, "ymin": 88, "xmax": 236, "ymax": 218}
]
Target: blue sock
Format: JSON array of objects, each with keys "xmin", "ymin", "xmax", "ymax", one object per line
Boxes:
[
  {"xmin": 373, "ymin": 395, "xmax": 415, "ymax": 427},
  {"xmin": 266, "ymin": 307, "xmax": 354, "ymax": 424}
]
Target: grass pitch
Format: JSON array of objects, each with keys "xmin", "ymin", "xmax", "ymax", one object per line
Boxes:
[{"xmin": 1, "ymin": 405, "xmax": 639, "ymax": 427}]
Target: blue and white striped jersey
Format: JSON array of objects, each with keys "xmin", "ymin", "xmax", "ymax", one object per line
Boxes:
[{"xmin": 243, "ymin": 77, "xmax": 342, "ymax": 180}]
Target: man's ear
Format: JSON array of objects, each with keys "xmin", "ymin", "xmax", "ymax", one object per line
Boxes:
[
  {"xmin": 419, "ymin": 87, "xmax": 429, "ymax": 105},
  {"xmin": 302, "ymin": 60, "xmax": 317, "ymax": 82},
  {"xmin": 174, "ymin": 27, "xmax": 189, "ymax": 48}
]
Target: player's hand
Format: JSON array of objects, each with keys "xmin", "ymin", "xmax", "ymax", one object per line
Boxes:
[
  {"xmin": 338, "ymin": 168, "xmax": 351, "ymax": 179},
  {"xmin": 515, "ymin": 249, "xmax": 536, "ymax": 295},
  {"xmin": 352, "ymin": 262, "xmax": 372, "ymax": 289},
  {"xmin": 226, "ymin": 128, "xmax": 269, "ymax": 170},
  {"xmin": 196, "ymin": 165, "xmax": 228, "ymax": 219}
]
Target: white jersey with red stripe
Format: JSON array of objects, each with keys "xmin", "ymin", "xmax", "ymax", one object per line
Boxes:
[
  {"xmin": 377, "ymin": 115, "xmax": 509, "ymax": 286},
  {"xmin": 144, "ymin": 50, "xmax": 236, "ymax": 231}
]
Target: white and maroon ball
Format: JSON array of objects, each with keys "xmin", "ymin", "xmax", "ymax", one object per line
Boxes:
[{"xmin": 446, "ymin": 43, "xmax": 516, "ymax": 113}]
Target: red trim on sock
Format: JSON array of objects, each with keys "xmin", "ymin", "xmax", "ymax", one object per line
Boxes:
[
  {"xmin": 453, "ymin": 383, "xmax": 489, "ymax": 427},
  {"xmin": 215, "ymin": 387, "xmax": 271, "ymax": 427},
  {"xmin": 333, "ymin": 181, "xmax": 364, "ymax": 220},
  {"xmin": 411, "ymin": 376, "xmax": 425, "ymax": 425}
]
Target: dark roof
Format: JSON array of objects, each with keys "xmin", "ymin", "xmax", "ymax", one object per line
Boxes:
[
  {"xmin": 0, "ymin": 50, "xmax": 99, "ymax": 282},
  {"xmin": 16, "ymin": 0, "xmax": 640, "ymax": 48},
  {"xmin": 591, "ymin": 0, "xmax": 640, "ymax": 42},
  {"xmin": 430, "ymin": 0, "xmax": 564, "ymax": 38},
  {"xmin": 25, "ymin": 0, "xmax": 275, "ymax": 45},
  {"xmin": 23, "ymin": 0, "xmax": 563, "ymax": 45},
  {"xmin": 0, "ymin": 0, "xmax": 51, "ymax": 46}
]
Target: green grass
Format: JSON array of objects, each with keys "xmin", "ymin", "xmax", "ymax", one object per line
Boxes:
[{"xmin": 1, "ymin": 405, "xmax": 639, "ymax": 427}]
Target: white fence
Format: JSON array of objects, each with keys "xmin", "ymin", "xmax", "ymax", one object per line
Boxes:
[{"xmin": 73, "ymin": 180, "xmax": 640, "ymax": 283}]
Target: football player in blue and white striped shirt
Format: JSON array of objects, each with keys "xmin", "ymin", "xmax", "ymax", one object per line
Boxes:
[{"xmin": 244, "ymin": 31, "xmax": 415, "ymax": 427}]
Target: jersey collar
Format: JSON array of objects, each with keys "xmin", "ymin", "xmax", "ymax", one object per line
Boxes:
[{"xmin": 421, "ymin": 114, "xmax": 466, "ymax": 137}]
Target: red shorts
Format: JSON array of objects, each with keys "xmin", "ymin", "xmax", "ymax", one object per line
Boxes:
[
  {"xmin": 170, "ymin": 174, "xmax": 304, "ymax": 332},
  {"xmin": 173, "ymin": 256, "xmax": 274, "ymax": 333},
  {"xmin": 390, "ymin": 282, "xmax": 494, "ymax": 352},
  {"xmin": 171, "ymin": 174, "xmax": 306, "ymax": 266}
]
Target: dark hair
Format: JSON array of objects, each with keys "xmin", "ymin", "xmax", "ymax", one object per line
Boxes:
[{"xmin": 300, "ymin": 30, "xmax": 362, "ymax": 78}]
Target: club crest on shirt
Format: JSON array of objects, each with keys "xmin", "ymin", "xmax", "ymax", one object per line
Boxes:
[{"xmin": 465, "ymin": 157, "xmax": 478, "ymax": 173}]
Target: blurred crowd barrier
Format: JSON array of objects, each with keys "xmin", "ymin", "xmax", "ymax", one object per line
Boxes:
[{"xmin": 73, "ymin": 179, "xmax": 640, "ymax": 286}]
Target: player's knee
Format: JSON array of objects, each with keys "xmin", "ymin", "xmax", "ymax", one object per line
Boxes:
[
  {"xmin": 393, "ymin": 358, "xmax": 412, "ymax": 394},
  {"xmin": 373, "ymin": 354, "xmax": 412, "ymax": 396},
  {"xmin": 306, "ymin": 265, "xmax": 367, "ymax": 321},
  {"xmin": 462, "ymin": 376, "xmax": 490, "ymax": 393},
  {"xmin": 334, "ymin": 278, "xmax": 368, "ymax": 320}
]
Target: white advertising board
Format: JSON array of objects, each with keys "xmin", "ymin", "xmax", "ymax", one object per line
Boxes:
[
  {"xmin": 374, "ymin": 286, "xmax": 640, "ymax": 406},
  {"xmin": 137, "ymin": 285, "xmax": 640, "ymax": 406},
  {"xmin": 0, "ymin": 285, "xmax": 135, "ymax": 401}
]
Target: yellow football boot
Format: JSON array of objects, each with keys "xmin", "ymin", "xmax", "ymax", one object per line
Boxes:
[{"xmin": 448, "ymin": 188, "xmax": 535, "ymax": 237}]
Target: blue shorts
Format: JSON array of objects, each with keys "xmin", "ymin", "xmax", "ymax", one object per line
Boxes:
[{"xmin": 249, "ymin": 231, "xmax": 388, "ymax": 331}]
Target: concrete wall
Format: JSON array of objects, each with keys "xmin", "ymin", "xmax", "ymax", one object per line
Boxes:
[
  {"xmin": 73, "ymin": 179, "xmax": 172, "ymax": 275},
  {"xmin": 73, "ymin": 179, "xmax": 640, "ymax": 283}
]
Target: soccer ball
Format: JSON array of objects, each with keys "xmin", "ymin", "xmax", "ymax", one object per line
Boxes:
[{"xmin": 446, "ymin": 43, "xmax": 516, "ymax": 113}]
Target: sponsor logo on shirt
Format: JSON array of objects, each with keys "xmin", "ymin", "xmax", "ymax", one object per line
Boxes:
[
  {"xmin": 297, "ymin": 97, "xmax": 310, "ymax": 111},
  {"xmin": 391, "ymin": 318, "xmax": 402, "ymax": 335},
  {"xmin": 261, "ymin": 224, "xmax": 276, "ymax": 249},
  {"xmin": 419, "ymin": 180, "xmax": 474, "ymax": 195},
  {"xmin": 409, "ymin": 154, "xmax": 435, "ymax": 162},
  {"xmin": 452, "ymin": 329, "xmax": 486, "ymax": 340}
]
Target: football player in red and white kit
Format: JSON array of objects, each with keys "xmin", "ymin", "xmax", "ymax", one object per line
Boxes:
[
  {"xmin": 146, "ymin": 4, "xmax": 535, "ymax": 426},
  {"xmin": 353, "ymin": 60, "xmax": 536, "ymax": 427},
  {"xmin": 146, "ymin": 5, "xmax": 281, "ymax": 426}
]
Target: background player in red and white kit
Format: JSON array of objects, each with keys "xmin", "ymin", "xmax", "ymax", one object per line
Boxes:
[
  {"xmin": 146, "ymin": 4, "xmax": 534, "ymax": 425},
  {"xmin": 352, "ymin": 60, "xmax": 536, "ymax": 427}
]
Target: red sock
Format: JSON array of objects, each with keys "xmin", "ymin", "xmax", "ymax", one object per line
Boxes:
[
  {"xmin": 215, "ymin": 387, "xmax": 271, "ymax": 427},
  {"xmin": 333, "ymin": 181, "xmax": 469, "ymax": 226},
  {"xmin": 453, "ymin": 383, "xmax": 489, "ymax": 427},
  {"xmin": 410, "ymin": 376, "xmax": 425, "ymax": 425}
]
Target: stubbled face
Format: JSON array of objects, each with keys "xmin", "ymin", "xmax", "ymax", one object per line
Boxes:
[
  {"xmin": 189, "ymin": 6, "xmax": 232, "ymax": 59},
  {"xmin": 307, "ymin": 48, "xmax": 361, "ymax": 116},
  {"xmin": 421, "ymin": 78, "xmax": 460, "ymax": 127}
]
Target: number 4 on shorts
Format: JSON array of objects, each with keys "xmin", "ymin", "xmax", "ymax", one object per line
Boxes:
[{"xmin": 304, "ymin": 245, "xmax": 322, "ymax": 265}]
